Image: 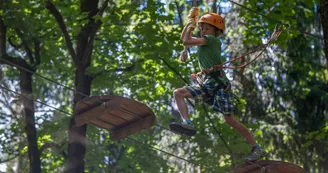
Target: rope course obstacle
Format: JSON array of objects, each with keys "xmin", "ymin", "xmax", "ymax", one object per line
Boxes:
[
  {"xmin": 234, "ymin": 160, "xmax": 305, "ymax": 173},
  {"xmin": 75, "ymin": 95, "xmax": 156, "ymax": 141}
]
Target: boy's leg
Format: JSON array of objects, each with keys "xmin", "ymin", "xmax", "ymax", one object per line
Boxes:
[
  {"xmin": 170, "ymin": 88, "xmax": 196, "ymax": 136},
  {"xmin": 224, "ymin": 115, "xmax": 266, "ymax": 161},
  {"xmin": 213, "ymin": 87, "xmax": 265, "ymax": 161},
  {"xmin": 224, "ymin": 116, "xmax": 256, "ymax": 146},
  {"xmin": 173, "ymin": 88, "xmax": 193, "ymax": 121}
]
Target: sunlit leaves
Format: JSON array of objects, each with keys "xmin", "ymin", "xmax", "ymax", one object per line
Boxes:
[{"xmin": 1, "ymin": 0, "xmax": 327, "ymax": 172}]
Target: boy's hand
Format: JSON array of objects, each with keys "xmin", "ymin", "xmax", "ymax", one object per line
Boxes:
[
  {"xmin": 186, "ymin": 19, "xmax": 197, "ymax": 31},
  {"xmin": 187, "ymin": 19, "xmax": 197, "ymax": 29},
  {"xmin": 187, "ymin": 7, "xmax": 199, "ymax": 29},
  {"xmin": 188, "ymin": 7, "xmax": 199, "ymax": 18}
]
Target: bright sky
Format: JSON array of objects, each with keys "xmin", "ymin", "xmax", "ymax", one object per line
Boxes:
[{"xmin": 0, "ymin": 164, "xmax": 6, "ymax": 171}]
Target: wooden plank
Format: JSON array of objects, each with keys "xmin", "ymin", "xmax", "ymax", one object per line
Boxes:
[
  {"xmin": 279, "ymin": 163, "xmax": 306, "ymax": 173},
  {"xmin": 98, "ymin": 112, "xmax": 128, "ymax": 127},
  {"xmin": 109, "ymin": 108, "xmax": 135, "ymax": 121},
  {"xmin": 119, "ymin": 103, "xmax": 150, "ymax": 118},
  {"xmin": 234, "ymin": 160, "xmax": 305, "ymax": 173},
  {"xmin": 90, "ymin": 118, "xmax": 115, "ymax": 130},
  {"xmin": 111, "ymin": 114, "xmax": 155, "ymax": 141},
  {"xmin": 75, "ymin": 99, "xmax": 120, "ymax": 127},
  {"xmin": 75, "ymin": 95, "xmax": 113, "ymax": 115}
]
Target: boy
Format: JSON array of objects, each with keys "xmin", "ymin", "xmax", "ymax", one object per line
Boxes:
[{"xmin": 170, "ymin": 12, "xmax": 266, "ymax": 161}]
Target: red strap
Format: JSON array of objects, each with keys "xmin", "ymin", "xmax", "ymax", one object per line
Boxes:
[{"xmin": 196, "ymin": 25, "xmax": 284, "ymax": 73}]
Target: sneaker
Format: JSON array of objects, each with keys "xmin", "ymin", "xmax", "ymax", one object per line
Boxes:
[
  {"xmin": 169, "ymin": 121, "xmax": 196, "ymax": 136},
  {"xmin": 181, "ymin": 121, "xmax": 196, "ymax": 130},
  {"xmin": 243, "ymin": 146, "xmax": 266, "ymax": 162}
]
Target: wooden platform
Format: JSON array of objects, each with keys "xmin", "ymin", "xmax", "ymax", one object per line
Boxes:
[
  {"xmin": 234, "ymin": 160, "xmax": 305, "ymax": 173},
  {"xmin": 75, "ymin": 95, "xmax": 155, "ymax": 140}
]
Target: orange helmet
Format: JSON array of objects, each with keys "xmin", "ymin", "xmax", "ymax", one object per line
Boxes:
[{"xmin": 198, "ymin": 13, "xmax": 225, "ymax": 31}]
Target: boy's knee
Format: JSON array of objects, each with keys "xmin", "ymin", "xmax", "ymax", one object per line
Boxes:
[
  {"xmin": 173, "ymin": 88, "xmax": 186, "ymax": 98},
  {"xmin": 173, "ymin": 88, "xmax": 182, "ymax": 97}
]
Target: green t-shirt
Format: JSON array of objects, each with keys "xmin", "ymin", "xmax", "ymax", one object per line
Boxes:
[
  {"xmin": 197, "ymin": 35, "xmax": 229, "ymax": 84},
  {"xmin": 197, "ymin": 35, "xmax": 225, "ymax": 70}
]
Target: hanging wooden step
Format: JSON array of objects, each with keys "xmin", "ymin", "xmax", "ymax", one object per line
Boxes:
[
  {"xmin": 234, "ymin": 160, "xmax": 305, "ymax": 173},
  {"xmin": 74, "ymin": 95, "xmax": 156, "ymax": 141}
]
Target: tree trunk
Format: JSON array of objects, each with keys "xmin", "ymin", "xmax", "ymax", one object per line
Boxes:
[
  {"xmin": 1, "ymin": 13, "xmax": 41, "ymax": 173},
  {"xmin": 19, "ymin": 70, "xmax": 41, "ymax": 173},
  {"xmin": 65, "ymin": 0, "xmax": 100, "ymax": 172},
  {"xmin": 65, "ymin": 68, "xmax": 92, "ymax": 173},
  {"xmin": 320, "ymin": 0, "xmax": 328, "ymax": 65}
]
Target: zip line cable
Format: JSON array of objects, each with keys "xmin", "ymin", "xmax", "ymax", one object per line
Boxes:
[
  {"xmin": 0, "ymin": 84, "xmax": 217, "ymax": 172},
  {"xmin": 126, "ymin": 136, "xmax": 219, "ymax": 173},
  {"xmin": 0, "ymin": 85, "xmax": 72, "ymax": 116},
  {"xmin": 0, "ymin": 57, "xmax": 176, "ymax": 133}
]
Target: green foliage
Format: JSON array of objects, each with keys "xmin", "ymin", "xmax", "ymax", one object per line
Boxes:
[{"xmin": 1, "ymin": 0, "xmax": 327, "ymax": 172}]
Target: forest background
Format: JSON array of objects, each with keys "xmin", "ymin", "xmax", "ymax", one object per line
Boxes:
[{"xmin": 0, "ymin": 0, "xmax": 327, "ymax": 173}]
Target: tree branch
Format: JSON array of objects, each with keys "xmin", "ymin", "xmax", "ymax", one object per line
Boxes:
[
  {"xmin": 45, "ymin": 0, "xmax": 77, "ymax": 65},
  {"xmin": 82, "ymin": 0, "xmax": 110, "ymax": 66},
  {"xmin": 0, "ymin": 54, "xmax": 35, "ymax": 73},
  {"xmin": 15, "ymin": 28, "xmax": 34, "ymax": 64},
  {"xmin": 0, "ymin": 17, "xmax": 35, "ymax": 72},
  {"xmin": 92, "ymin": 59, "xmax": 143, "ymax": 79},
  {"xmin": 212, "ymin": 0, "xmax": 217, "ymax": 13},
  {"xmin": 98, "ymin": 0, "xmax": 110, "ymax": 16},
  {"xmin": 174, "ymin": 1, "xmax": 184, "ymax": 27},
  {"xmin": 0, "ymin": 153, "xmax": 20, "ymax": 164},
  {"xmin": 40, "ymin": 142, "xmax": 67, "ymax": 160},
  {"xmin": 115, "ymin": 62, "xmax": 137, "ymax": 72}
]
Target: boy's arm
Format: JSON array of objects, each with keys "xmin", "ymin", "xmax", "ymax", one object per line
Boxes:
[
  {"xmin": 180, "ymin": 25, "xmax": 187, "ymax": 41},
  {"xmin": 180, "ymin": 23, "xmax": 193, "ymax": 41},
  {"xmin": 183, "ymin": 27, "xmax": 206, "ymax": 47}
]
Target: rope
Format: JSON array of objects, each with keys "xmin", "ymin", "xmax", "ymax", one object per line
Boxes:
[
  {"xmin": 179, "ymin": 0, "xmax": 199, "ymax": 63},
  {"xmin": 192, "ymin": 0, "xmax": 197, "ymax": 7},
  {"xmin": 195, "ymin": 23, "xmax": 285, "ymax": 77}
]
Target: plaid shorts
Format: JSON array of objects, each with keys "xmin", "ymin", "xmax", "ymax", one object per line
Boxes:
[{"xmin": 185, "ymin": 77, "xmax": 235, "ymax": 116}]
